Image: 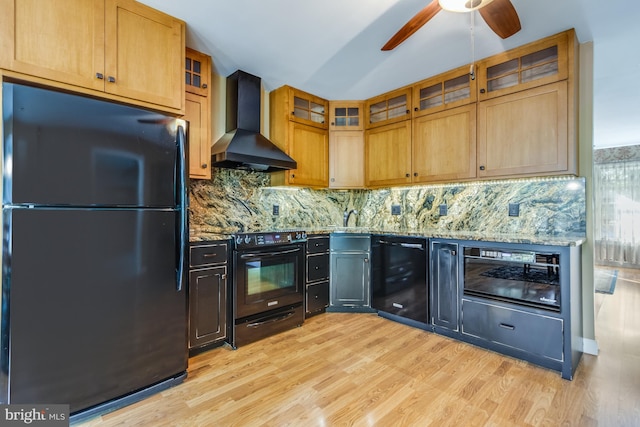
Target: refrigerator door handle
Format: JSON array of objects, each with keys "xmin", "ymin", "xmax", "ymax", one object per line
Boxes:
[{"xmin": 176, "ymin": 123, "xmax": 188, "ymax": 292}]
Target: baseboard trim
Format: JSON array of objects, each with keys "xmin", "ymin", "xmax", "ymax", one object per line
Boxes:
[{"xmin": 583, "ymin": 338, "xmax": 599, "ymax": 355}]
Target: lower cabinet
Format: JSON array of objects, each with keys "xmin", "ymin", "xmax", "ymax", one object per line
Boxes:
[
  {"xmin": 188, "ymin": 241, "xmax": 229, "ymax": 353},
  {"xmin": 430, "ymin": 241, "xmax": 459, "ymax": 333},
  {"xmin": 306, "ymin": 235, "xmax": 330, "ymax": 317},
  {"xmin": 329, "ymin": 234, "xmax": 373, "ymax": 312},
  {"xmin": 461, "ymin": 299, "xmax": 563, "ymax": 361}
]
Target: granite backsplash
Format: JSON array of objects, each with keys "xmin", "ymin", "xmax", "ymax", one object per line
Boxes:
[{"xmin": 189, "ymin": 169, "xmax": 586, "ymax": 240}]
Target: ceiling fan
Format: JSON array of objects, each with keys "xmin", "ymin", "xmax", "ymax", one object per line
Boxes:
[{"xmin": 382, "ymin": 0, "xmax": 521, "ymax": 51}]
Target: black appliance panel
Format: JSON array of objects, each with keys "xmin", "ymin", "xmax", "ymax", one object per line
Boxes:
[
  {"xmin": 3, "ymin": 83, "xmax": 178, "ymax": 208},
  {"xmin": 3, "ymin": 208, "xmax": 188, "ymax": 412},
  {"xmin": 234, "ymin": 242, "xmax": 305, "ymax": 319},
  {"xmin": 463, "ymin": 247, "xmax": 561, "ymax": 311},
  {"xmin": 371, "ymin": 236, "xmax": 428, "ymax": 323}
]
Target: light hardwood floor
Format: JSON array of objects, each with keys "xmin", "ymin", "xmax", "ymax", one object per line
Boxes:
[{"xmin": 79, "ymin": 268, "xmax": 640, "ymax": 427}]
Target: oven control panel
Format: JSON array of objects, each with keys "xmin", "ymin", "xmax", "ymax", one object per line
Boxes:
[
  {"xmin": 479, "ymin": 249, "xmax": 536, "ymax": 264},
  {"xmin": 234, "ymin": 231, "xmax": 307, "ymax": 248}
]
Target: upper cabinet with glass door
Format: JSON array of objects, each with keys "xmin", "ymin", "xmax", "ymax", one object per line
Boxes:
[
  {"xmin": 329, "ymin": 101, "xmax": 364, "ymax": 131},
  {"xmin": 282, "ymin": 86, "xmax": 328, "ymax": 129},
  {"xmin": 365, "ymin": 87, "xmax": 412, "ymax": 129},
  {"xmin": 476, "ymin": 29, "xmax": 573, "ymax": 101},
  {"xmin": 412, "ymin": 64, "xmax": 476, "ymax": 118},
  {"xmin": 185, "ymin": 47, "xmax": 209, "ymax": 97}
]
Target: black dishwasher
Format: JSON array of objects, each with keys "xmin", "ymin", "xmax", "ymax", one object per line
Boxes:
[{"xmin": 371, "ymin": 236, "xmax": 428, "ymax": 325}]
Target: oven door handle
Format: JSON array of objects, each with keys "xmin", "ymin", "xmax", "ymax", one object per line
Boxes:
[
  {"xmin": 379, "ymin": 240, "xmax": 424, "ymax": 250},
  {"xmin": 247, "ymin": 310, "xmax": 295, "ymax": 328},
  {"xmin": 239, "ymin": 247, "xmax": 302, "ymax": 259}
]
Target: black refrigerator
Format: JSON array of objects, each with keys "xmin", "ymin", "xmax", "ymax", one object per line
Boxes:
[{"xmin": 1, "ymin": 83, "xmax": 189, "ymax": 420}]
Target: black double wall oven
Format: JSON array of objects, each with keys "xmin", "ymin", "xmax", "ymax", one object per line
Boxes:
[{"xmin": 231, "ymin": 231, "xmax": 307, "ymax": 347}]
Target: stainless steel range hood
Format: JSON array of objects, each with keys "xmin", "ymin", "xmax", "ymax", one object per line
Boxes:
[{"xmin": 211, "ymin": 70, "xmax": 296, "ymax": 172}]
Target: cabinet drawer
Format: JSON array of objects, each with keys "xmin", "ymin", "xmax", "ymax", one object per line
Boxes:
[
  {"xmin": 461, "ymin": 299, "xmax": 563, "ymax": 361},
  {"xmin": 190, "ymin": 243, "xmax": 228, "ymax": 267},
  {"xmin": 307, "ymin": 237, "xmax": 329, "ymax": 254},
  {"xmin": 307, "ymin": 253, "xmax": 329, "ymax": 282},
  {"xmin": 307, "ymin": 281, "xmax": 329, "ymax": 313}
]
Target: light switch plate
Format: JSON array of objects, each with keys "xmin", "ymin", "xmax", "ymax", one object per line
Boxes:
[
  {"xmin": 508, "ymin": 203, "xmax": 520, "ymax": 217},
  {"xmin": 391, "ymin": 205, "xmax": 401, "ymax": 215},
  {"xmin": 273, "ymin": 205, "xmax": 279, "ymax": 216},
  {"xmin": 439, "ymin": 204, "xmax": 447, "ymax": 216}
]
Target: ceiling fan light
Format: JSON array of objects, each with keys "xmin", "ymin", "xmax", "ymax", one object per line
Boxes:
[{"xmin": 438, "ymin": 0, "xmax": 495, "ymax": 13}]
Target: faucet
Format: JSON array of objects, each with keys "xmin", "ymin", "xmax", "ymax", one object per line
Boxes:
[{"xmin": 343, "ymin": 209, "xmax": 358, "ymax": 227}]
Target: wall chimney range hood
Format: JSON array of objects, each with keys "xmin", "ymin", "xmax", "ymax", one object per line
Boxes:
[{"xmin": 211, "ymin": 70, "xmax": 296, "ymax": 172}]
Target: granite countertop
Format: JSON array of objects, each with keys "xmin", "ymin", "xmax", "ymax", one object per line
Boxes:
[{"xmin": 191, "ymin": 227, "xmax": 586, "ymax": 247}]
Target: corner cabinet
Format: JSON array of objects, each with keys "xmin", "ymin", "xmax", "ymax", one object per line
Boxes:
[
  {"xmin": 184, "ymin": 48, "xmax": 212, "ymax": 179},
  {"xmin": 0, "ymin": 0, "xmax": 185, "ymax": 114},
  {"xmin": 329, "ymin": 101, "xmax": 365, "ymax": 189},
  {"xmin": 270, "ymin": 86, "xmax": 329, "ymax": 188},
  {"xmin": 188, "ymin": 241, "xmax": 229, "ymax": 354}
]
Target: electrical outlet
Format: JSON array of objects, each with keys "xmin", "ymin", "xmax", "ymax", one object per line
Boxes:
[
  {"xmin": 508, "ymin": 203, "xmax": 520, "ymax": 217},
  {"xmin": 273, "ymin": 204, "xmax": 279, "ymax": 216},
  {"xmin": 439, "ymin": 204, "xmax": 447, "ymax": 216},
  {"xmin": 391, "ymin": 205, "xmax": 401, "ymax": 215}
]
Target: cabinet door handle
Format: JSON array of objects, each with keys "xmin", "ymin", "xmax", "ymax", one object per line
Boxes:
[
  {"xmin": 96, "ymin": 72, "xmax": 104, "ymax": 80},
  {"xmin": 291, "ymin": 174, "xmax": 295, "ymax": 178},
  {"xmin": 414, "ymin": 107, "xmax": 419, "ymax": 111},
  {"xmin": 450, "ymin": 250, "xmax": 457, "ymax": 256},
  {"xmin": 480, "ymin": 88, "xmax": 486, "ymax": 93},
  {"xmin": 364, "ymin": 258, "xmax": 369, "ymax": 263},
  {"xmin": 202, "ymin": 83, "xmax": 208, "ymax": 89},
  {"xmin": 414, "ymin": 172, "xmax": 418, "ymax": 177},
  {"xmin": 499, "ymin": 323, "xmax": 515, "ymax": 330},
  {"xmin": 201, "ymin": 163, "xmax": 208, "ymax": 169},
  {"xmin": 405, "ymin": 173, "xmax": 410, "ymax": 178},
  {"xmin": 107, "ymin": 76, "xmax": 116, "ymax": 83},
  {"xmin": 203, "ymin": 253, "xmax": 219, "ymax": 258},
  {"xmin": 479, "ymin": 165, "xmax": 486, "ymax": 171},
  {"xmin": 405, "ymin": 109, "xmax": 410, "ymax": 114}
]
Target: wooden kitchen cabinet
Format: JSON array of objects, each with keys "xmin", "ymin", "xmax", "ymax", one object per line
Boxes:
[
  {"xmin": 365, "ymin": 87, "xmax": 411, "ymax": 129},
  {"xmin": 477, "ymin": 81, "xmax": 572, "ymax": 178},
  {"xmin": 271, "ymin": 85, "xmax": 328, "ymax": 129},
  {"xmin": 412, "ymin": 104, "xmax": 476, "ymax": 183},
  {"xmin": 270, "ymin": 85, "xmax": 329, "ymax": 188},
  {"xmin": 0, "ymin": 0, "xmax": 185, "ymax": 113},
  {"xmin": 412, "ymin": 64, "xmax": 476, "ymax": 117},
  {"xmin": 476, "ymin": 29, "xmax": 573, "ymax": 101},
  {"xmin": 365, "ymin": 120, "xmax": 412, "ymax": 187},
  {"xmin": 329, "ymin": 101, "xmax": 364, "ymax": 189},
  {"xmin": 185, "ymin": 48, "xmax": 210, "ymax": 97},
  {"xmin": 184, "ymin": 48, "xmax": 212, "ymax": 179}
]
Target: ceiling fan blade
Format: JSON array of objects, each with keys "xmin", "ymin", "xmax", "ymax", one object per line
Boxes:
[
  {"xmin": 382, "ymin": 0, "xmax": 442, "ymax": 51},
  {"xmin": 479, "ymin": 0, "xmax": 521, "ymax": 39}
]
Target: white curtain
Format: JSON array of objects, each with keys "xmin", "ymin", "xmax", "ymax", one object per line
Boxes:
[{"xmin": 594, "ymin": 160, "xmax": 640, "ymax": 267}]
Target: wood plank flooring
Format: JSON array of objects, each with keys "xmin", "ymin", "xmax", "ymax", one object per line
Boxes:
[{"xmin": 79, "ymin": 268, "xmax": 640, "ymax": 427}]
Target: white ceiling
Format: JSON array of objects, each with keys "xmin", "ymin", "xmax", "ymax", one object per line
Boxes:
[{"xmin": 138, "ymin": 0, "xmax": 640, "ymax": 149}]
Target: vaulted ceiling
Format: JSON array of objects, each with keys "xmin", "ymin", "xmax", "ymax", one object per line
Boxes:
[{"xmin": 138, "ymin": 0, "xmax": 640, "ymax": 148}]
